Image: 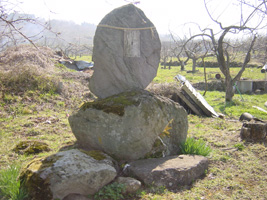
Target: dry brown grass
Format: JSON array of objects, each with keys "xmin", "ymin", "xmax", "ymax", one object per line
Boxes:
[{"xmin": 0, "ymin": 45, "xmax": 57, "ymax": 73}]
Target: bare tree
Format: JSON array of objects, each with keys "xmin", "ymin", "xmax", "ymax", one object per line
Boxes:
[
  {"xmin": 169, "ymin": 33, "xmax": 189, "ymax": 71},
  {"xmin": 0, "ymin": 1, "xmax": 51, "ymax": 50},
  {"xmin": 180, "ymin": 0, "xmax": 266, "ymax": 102},
  {"xmin": 184, "ymin": 38, "xmax": 214, "ymax": 73},
  {"xmin": 160, "ymin": 41, "xmax": 172, "ymax": 69}
]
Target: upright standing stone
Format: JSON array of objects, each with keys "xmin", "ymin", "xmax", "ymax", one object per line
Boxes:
[{"xmin": 90, "ymin": 4, "xmax": 161, "ymax": 99}]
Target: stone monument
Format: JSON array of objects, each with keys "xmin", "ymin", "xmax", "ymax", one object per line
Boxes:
[
  {"xmin": 89, "ymin": 4, "xmax": 161, "ymax": 99},
  {"xmin": 20, "ymin": 5, "xmax": 208, "ymax": 199}
]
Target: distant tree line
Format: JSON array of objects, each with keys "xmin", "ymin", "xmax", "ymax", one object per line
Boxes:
[{"xmin": 0, "ymin": 1, "xmax": 96, "ymax": 57}]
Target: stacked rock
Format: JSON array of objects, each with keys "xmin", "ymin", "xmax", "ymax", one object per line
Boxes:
[
  {"xmin": 69, "ymin": 4, "xmax": 188, "ymax": 161},
  {"xmin": 89, "ymin": 4, "xmax": 161, "ymax": 99}
]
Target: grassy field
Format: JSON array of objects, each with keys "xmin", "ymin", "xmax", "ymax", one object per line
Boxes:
[{"xmin": 0, "ymin": 55, "xmax": 267, "ymax": 199}]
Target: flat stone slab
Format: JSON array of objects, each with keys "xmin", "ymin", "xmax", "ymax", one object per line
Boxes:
[{"xmin": 126, "ymin": 155, "xmax": 208, "ymax": 189}]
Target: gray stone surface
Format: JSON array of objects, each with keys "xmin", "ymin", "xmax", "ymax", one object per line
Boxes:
[
  {"xmin": 264, "ymin": 101, "xmax": 267, "ymax": 108},
  {"xmin": 115, "ymin": 177, "xmax": 142, "ymax": 194},
  {"xmin": 20, "ymin": 149, "xmax": 117, "ymax": 200},
  {"xmin": 239, "ymin": 112, "xmax": 254, "ymax": 121},
  {"xmin": 69, "ymin": 90, "xmax": 188, "ymax": 161},
  {"xmin": 63, "ymin": 193, "xmax": 92, "ymax": 200},
  {"xmin": 89, "ymin": 4, "xmax": 161, "ymax": 99},
  {"xmin": 126, "ymin": 155, "xmax": 209, "ymax": 189}
]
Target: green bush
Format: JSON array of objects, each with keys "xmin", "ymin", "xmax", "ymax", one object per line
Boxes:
[
  {"xmin": 94, "ymin": 182, "xmax": 126, "ymax": 200},
  {"xmin": 179, "ymin": 137, "xmax": 212, "ymax": 157},
  {"xmin": 0, "ymin": 165, "xmax": 27, "ymax": 200}
]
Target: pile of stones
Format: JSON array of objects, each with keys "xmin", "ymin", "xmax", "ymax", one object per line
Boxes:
[{"xmin": 20, "ymin": 4, "xmax": 208, "ymax": 200}]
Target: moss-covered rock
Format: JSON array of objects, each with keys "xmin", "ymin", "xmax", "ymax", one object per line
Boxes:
[
  {"xmin": 19, "ymin": 149, "xmax": 117, "ymax": 200},
  {"xmin": 13, "ymin": 140, "xmax": 51, "ymax": 155},
  {"xmin": 19, "ymin": 154, "xmax": 62, "ymax": 200},
  {"xmin": 69, "ymin": 89, "xmax": 188, "ymax": 161},
  {"xmin": 80, "ymin": 90, "xmax": 141, "ymax": 116}
]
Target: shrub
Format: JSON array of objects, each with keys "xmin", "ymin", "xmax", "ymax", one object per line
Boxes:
[
  {"xmin": 179, "ymin": 137, "xmax": 212, "ymax": 157},
  {"xmin": 0, "ymin": 66, "xmax": 58, "ymax": 95},
  {"xmin": 94, "ymin": 182, "xmax": 126, "ymax": 200},
  {"xmin": 0, "ymin": 165, "xmax": 28, "ymax": 200}
]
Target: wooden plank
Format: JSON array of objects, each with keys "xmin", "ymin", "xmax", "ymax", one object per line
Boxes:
[
  {"xmin": 176, "ymin": 91, "xmax": 203, "ymax": 116},
  {"xmin": 181, "ymin": 81, "xmax": 218, "ymax": 117}
]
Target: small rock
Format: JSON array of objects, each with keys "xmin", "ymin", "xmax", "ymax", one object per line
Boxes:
[
  {"xmin": 115, "ymin": 177, "xmax": 141, "ymax": 194},
  {"xmin": 239, "ymin": 112, "xmax": 254, "ymax": 121},
  {"xmin": 254, "ymin": 89, "xmax": 262, "ymax": 94},
  {"xmin": 264, "ymin": 101, "xmax": 267, "ymax": 108}
]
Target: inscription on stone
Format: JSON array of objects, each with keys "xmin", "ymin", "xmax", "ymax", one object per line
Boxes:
[{"xmin": 124, "ymin": 30, "xmax": 140, "ymax": 57}]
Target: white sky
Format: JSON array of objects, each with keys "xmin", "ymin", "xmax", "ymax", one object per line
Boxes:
[{"xmin": 8, "ymin": 0, "xmax": 264, "ymax": 36}]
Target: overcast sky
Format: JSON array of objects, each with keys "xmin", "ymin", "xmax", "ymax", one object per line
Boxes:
[{"xmin": 8, "ymin": 0, "xmax": 263, "ymax": 36}]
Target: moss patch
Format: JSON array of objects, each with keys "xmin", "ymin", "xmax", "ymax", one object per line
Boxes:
[
  {"xmin": 80, "ymin": 90, "xmax": 142, "ymax": 116},
  {"xmin": 19, "ymin": 154, "xmax": 62, "ymax": 200},
  {"xmin": 13, "ymin": 140, "xmax": 51, "ymax": 155},
  {"xmin": 79, "ymin": 149, "xmax": 107, "ymax": 161}
]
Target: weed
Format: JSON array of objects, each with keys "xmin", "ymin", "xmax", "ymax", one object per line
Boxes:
[
  {"xmin": 179, "ymin": 137, "xmax": 212, "ymax": 157},
  {"xmin": 234, "ymin": 143, "xmax": 245, "ymax": 151},
  {"xmin": 94, "ymin": 182, "xmax": 126, "ymax": 200},
  {"xmin": 0, "ymin": 165, "xmax": 28, "ymax": 200}
]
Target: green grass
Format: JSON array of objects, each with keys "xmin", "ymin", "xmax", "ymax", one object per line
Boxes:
[
  {"xmin": 203, "ymin": 91, "xmax": 267, "ymax": 120},
  {"xmin": 179, "ymin": 137, "xmax": 212, "ymax": 157},
  {"xmin": 94, "ymin": 183, "xmax": 126, "ymax": 200},
  {"xmin": 154, "ymin": 64, "xmax": 266, "ymax": 84},
  {"xmin": 0, "ymin": 54, "xmax": 267, "ymax": 200},
  {"xmin": 71, "ymin": 55, "xmax": 92, "ymax": 62},
  {"xmin": 0, "ymin": 165, "xmax": 28, "ymax": 200}
]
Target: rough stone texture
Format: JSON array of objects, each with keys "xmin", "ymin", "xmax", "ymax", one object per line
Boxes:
[
  {"xmin": 126, "ymin": 155, "xmax": 209, "ymax": 189},
  {"xmin": 240, "ymin": 122, "xmax": 267, "ymax": 142},
  {"xmin": 69, "ymin": 90, "xmax": 188, "ymax": 161},
  {"xmin": 239, "ymin": 112, "xmax": 254, "ymax": 121},
  {"xmin": 115, "ymin": 177, "xmax": 142, "ymax": 194},
  {"xmin": 63, "ymin": 193, "xmax": 92, "ymax": 200},
  {"xmin": 19, "ymin": 149, "xmax": 117, "ymax": 200},
  {"xmin": 89, "ymin": 4, "xmax": 161, "ymax": 99}
]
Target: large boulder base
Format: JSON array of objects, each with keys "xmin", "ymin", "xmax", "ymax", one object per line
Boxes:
[
  {"xmin": 69, "ymin": 90, "xmax": 188, "ymax": 161},
  {"xmin": 90, "ymin": 4, "xmax": 161, "ymax": 98},
  {"xmin": 126, "ymin": 155, "xmax": 209, "ymax": 189},
  {"xmin": 19, "ymin": 149, "xmax": 117, "ymax": 200}
]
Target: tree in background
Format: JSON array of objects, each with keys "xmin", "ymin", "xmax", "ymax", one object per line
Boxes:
[
  {"xmin": 0, "ymin": 1, "xmax": 49, "ymax": 50},
  {"xmin": 180, "ymin": 0, "xmax": 266, "ymax": 102},
  {"xmin": 160, "ymin": 41, "xmax": 172, "ymax": 69},
  {"xmin": 0, "ymin": 1, "xmax": 95, "ymax": 57},
  {"xmin": 169, "ymin": 34, "xmax": 189, "ymax": 71}
]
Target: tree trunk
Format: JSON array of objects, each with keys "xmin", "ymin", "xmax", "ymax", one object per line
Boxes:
[
  {"xmin": 192, "ymin": 59, "xmax": 197, "ymax": 72},
  {"xmin": 203, "ymin": 58, "xmax": 207, "ymax": 96},
  {"xmin": 225, "ymin": 78, "xmax": 234, "ymax": 102},
  {"xmin": 180, "ymin": 61, "xmax": 185, "ymax": 71}
]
